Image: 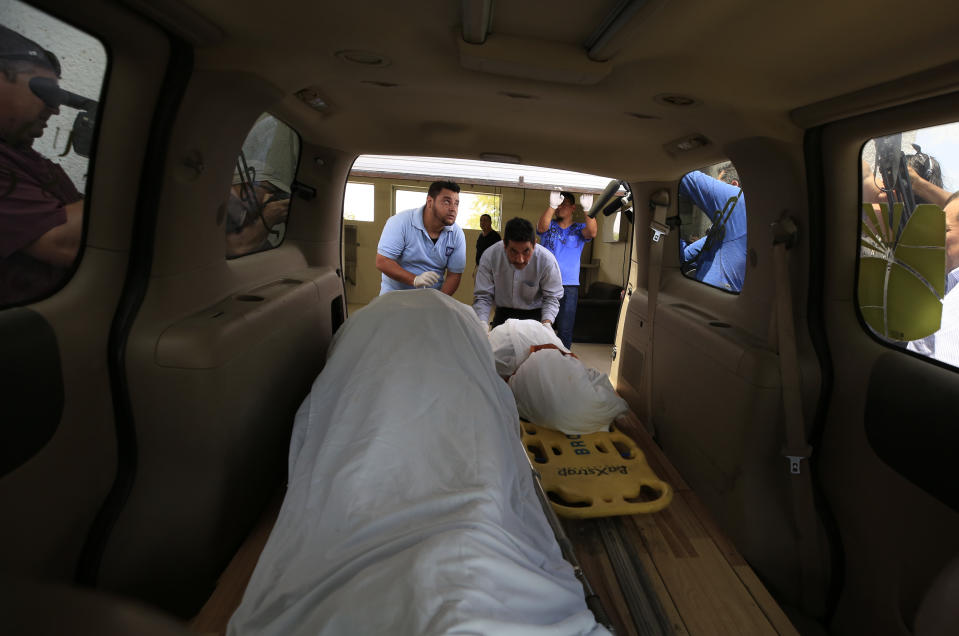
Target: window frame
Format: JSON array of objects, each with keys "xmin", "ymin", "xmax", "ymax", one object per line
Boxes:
[
  {"xmin": 675, "ymin": 161, "xmax": 747, "ymax": 295},
  {"xmin": 0, "ymin": 4, "xmax": 109, "ymax": 308},
  {"xmin": 225, "ymin": 113, "xmax": 303, "ymax": 260},
  {"xmin": 855, "ymin": 128, "xmax": 959, "ymax": 372}
]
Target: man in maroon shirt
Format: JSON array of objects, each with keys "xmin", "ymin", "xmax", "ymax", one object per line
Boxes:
[{"xmin": 0, "ymin": 25, "xmax": 82, "ymax": 306}]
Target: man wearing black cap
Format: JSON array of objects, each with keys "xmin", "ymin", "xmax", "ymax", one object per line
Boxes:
[{"xmin": 0, "ymin": 25, "xmax": 82, "ymax": 306}]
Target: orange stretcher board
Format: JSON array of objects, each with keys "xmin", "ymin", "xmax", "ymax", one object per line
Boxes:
[{"xmin": 521, "ymin": 421, "xmax": 673, "ymax": 519}]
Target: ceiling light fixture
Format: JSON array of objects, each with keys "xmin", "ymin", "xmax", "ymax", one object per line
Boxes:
[
  {"xmin": 296, "ymin": 87, "xmax": 329, "ymax": 112},
  {"xmin": 666, "ymin": 133, "xmax": 710, "ymax": 153}
]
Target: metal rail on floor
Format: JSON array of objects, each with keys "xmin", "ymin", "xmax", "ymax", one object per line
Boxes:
[
  {"xmin": 527, "ymin": 459, "xmax": 616, "ymax": 632},
  {"xmin": 597, "ymin": 517, "xmax": 673, "ymax": 635}
]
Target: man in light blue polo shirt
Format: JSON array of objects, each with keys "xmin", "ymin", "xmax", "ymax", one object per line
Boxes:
[{"xmin": 376, "ymin": 180, "xmax": 467, "ymax": 295}]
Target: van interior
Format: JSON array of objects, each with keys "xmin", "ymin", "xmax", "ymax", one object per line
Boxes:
[{"xmin": 2, "ymin": 0, "xmax": 958, "ymax": 634}]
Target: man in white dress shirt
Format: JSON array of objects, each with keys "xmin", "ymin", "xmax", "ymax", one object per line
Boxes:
[
  {"xmin": 909, "ymin": 191, "xmax": 959, "ymax": 365},
  {"xmin": 473, "ymin": 217, "xmax": 563, "ymax": 330}
]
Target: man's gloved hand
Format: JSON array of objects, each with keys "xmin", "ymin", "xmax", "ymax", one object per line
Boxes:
[
  {"xmin": 580, "ymin": 194, "xmax": 594, "ymax": 213},
  {"xmin": 549, "ymin": 191, "xmax": 564, "ymax": 209},
  {"xmin": 413, "ymin": 271, "xmax": 441, "ymax": 288}
]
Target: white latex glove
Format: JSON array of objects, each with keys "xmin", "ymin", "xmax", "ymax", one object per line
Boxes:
[
  {"xmin": 548, "ymin": 191, "xmax": 564, "ymax": 209},
  {"xmin": 413, "ymin": 271, "xmax": 441, "ymax": 288},
  {"xmin": 580, "ymin": 194, "xmax": 594, "ymax": 212}
]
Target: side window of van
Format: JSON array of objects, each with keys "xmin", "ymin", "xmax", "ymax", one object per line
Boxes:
[
  {"xmin": 225, "ymin": 114, "xmax": 300, "ymax": 258},
  {"xmin": 676, "ymin": 160, "xmax": 747, "ymax": 293},
  {"xmin": 0, "ymin": 2, "xmax": 106, "ymax": 307},
  {"xmin": 859, "ymin": 125, "xmax": 959, "ymax": 368}
]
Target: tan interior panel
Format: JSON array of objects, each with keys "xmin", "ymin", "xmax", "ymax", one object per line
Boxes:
[
  {"xmin": 5, "ymin": 1, "xmax": 959, "ymax": 633},
  {"xmin": 650, "ymin": 297, "xmax": 798, "ymax": 602},
  {"xmin": 816, "ymin": 92, "xmax": 959, "ymax": 635},
  {"xmin": 616, "ymin": 295, "xmax": 650, "ymax": 419},
  {"xmin": 0, "ymin": 3, "xmax": 170, "ymax": 584},
  {"xmin": 99, "ymin": 265, "xmax": 341, "ymax": 614},
  {"xmin": 155, "ymin": 271, "xmax": 333, "ymax": 369},
  {"xmin": 614, "ymin": 142, "xmax": 827, "ymax": 617}
]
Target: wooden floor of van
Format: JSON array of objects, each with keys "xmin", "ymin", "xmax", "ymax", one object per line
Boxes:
[
  {"xmin": 189, "ymin": 410, "xmax": 797, "ymax": 635},
  {"xmin": 568, "ymin": 411, "xmax": 797, "ymax": 635}
]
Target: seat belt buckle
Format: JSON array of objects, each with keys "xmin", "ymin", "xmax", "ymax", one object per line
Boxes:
[
  {"xmin": 786, "ymin": 456, "xmax": 804, "ymax": 474},
  {"xmin": 782, "ymin": 444, "xmax": 813, "ymax": 474},
  {"xmin": 650, "ymin": 221, "xmax": 669, "ymax": 243}
]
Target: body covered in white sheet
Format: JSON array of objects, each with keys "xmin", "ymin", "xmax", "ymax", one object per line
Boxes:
[
  {"xmin": 488, "ymin": 318, "xmax": 568, "ymax": 377},
  {"xmin": 228, "ymin": 289, "xmax": 608, "ymax": 635},
  {"xmin": 510, "ymin": 348, "xmax": 629, "ymax": 436}
]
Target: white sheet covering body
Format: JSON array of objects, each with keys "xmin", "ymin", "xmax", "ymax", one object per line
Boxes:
[
  {"xmin": 488, "ymin": 318, "xmax": 568, "ymax": 377},
  {"xmin": 509, "ymin": 349, "xmax": 629, "ymax": 436},
  {"xmin": 228, "ymin": 290, "xmax": 607, "ymax": 636}
]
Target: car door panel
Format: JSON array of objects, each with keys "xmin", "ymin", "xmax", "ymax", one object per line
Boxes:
[
  {"xmin": 0, "ymin": 308, "xmax": 63, "ymax": 476},
  {"xmin": 99, "ymin": 262, "xmax": 342, "ymax": 615},
  {"xmin": 816, "ymin": 96, "xmax": 959, "ymax": 635},
  {"xmin": 614, "ymin": 150, "xmax": 830, "ymax": 616},
  {"xmin": 80, "ymin": 70, "xmax": 348, "ymax": 613},
  {"xmin": 646, "ymin": 294, "xmax": 800, "ymax": 604},
  {"xmin": 0, "ymin": 4, "xmax": 169, "ymax": 584},
  {"xmin": 865, "ymin": 352, "xmax": 959, "ymax": 513}
]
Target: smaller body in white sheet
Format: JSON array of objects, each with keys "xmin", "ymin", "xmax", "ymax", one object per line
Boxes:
[{"xmin": 228, "ymin": 289, "xmax": 608, "ymax": 636}]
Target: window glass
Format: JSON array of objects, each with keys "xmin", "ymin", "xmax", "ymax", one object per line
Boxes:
[
  {"xmin": 457, "ymin": 192, "xmax": 501, "ymax": 231},
  {"xmin": 393, "ymin": 187, "xmax": 501, "ymax": 230},
  {"xmin": 0, "ymin": 1, "xmax": 106, "ymax": 307},
  {"xmin": 676, "ymin": 161, "xmax": 747, "ymax": 293},
  {"xmin": 394, "ymin": 187, "xmax": 426, "ymax": 216},
  {"xmin": 344, "ymin": 182, "xmax": 374, "ymax": 222},
  {"xmin": 859, "ymin": 124, "xmax": 959, "ymax": 367},
  {"xmin": 225, "ymin": 114, "xmax": 300, "ymax": 258},
  {"xmin": 601, "ymin": 211, "xmax": 623, "ymax": 242}
]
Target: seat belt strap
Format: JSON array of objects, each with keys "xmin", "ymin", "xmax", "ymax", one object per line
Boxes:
[
  {"xmin": 695, "ymin": 188, "xmax": 743, "ymax": 265},
  {"xmin": 772, "ymin": 214, "xmax": 827, "ymax": 617},
  {"xmin": 644, "ymin": 200, "xmax": 670, "ymax": 433}
]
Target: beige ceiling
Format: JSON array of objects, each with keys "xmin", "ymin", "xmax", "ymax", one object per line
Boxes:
[{"xmin": 141, "ymin": 0, "xmax": 959, "ymax": 179}]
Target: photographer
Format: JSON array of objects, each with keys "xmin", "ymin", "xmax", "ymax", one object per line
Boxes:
[
  {"xmin": 0, "ymin": 25, "xmax": 84, "ymax": 306},
  {"xmin": 225, "ymin": 165, "xmax": 291, "ymax": 257}
]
